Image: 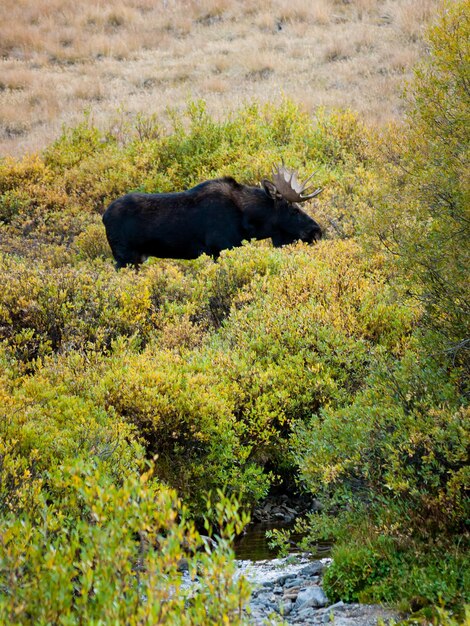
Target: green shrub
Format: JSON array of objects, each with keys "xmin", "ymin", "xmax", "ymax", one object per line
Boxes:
[
  {"xmin": 322, "ymin": 540, "xmax": 395, "ymax": 604},
  {"xmin": 285, "ymin": 6, "xmax": 470, "ymax": 611},
  {"xmin": 290, "ymin": 342, "xmax": 469, "ymax": 610},
  {"xmin": 97, "ymin": 345, "xmax": 270, "ymax": 513},
  {"xmin": 1, "ymin": 235, "xmax": 414, "ymax": 513},
  {"xmin": 321, "ymin": 534, "xmax": 469, "ymax": 610},
  {"xmin": 214, "ymin": 240, "xmax": 415, "ymax": 463},
  {"xmin": 293, "ymin": 345, "xmax": 469, "ymax": 536},
  {"xmin": 0, "ymin": 462, "xmax": 251, "ymax": 625},
  {"xmin": 0, "ymin": 338, "xmax": 251, "ymax": 622},
  {"xmin": 364, "ymin": 0, "xmax": 470, "ymax": 365}
]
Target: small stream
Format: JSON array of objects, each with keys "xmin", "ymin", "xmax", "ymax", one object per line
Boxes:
[
  {"xmin": 190, "ymin": 521, "xmax": 398, "ymax": 624},
  {"xmin": 233, "ymin": 521, "xmax": 334, "ymax": 622},
  {"xmin": 232, "ymin": 527, "xmax": 398, "ymax": 625},
  {"xmin": 234, "ymin": 521, "xmax": 331, "ymax": 562}
]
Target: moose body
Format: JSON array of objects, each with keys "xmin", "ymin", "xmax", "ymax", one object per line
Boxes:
[{"xmin": 102, "ymin": 168, "xmax": 322, "ymax": 268}]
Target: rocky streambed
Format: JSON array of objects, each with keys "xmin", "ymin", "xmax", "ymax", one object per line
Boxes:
[
  {"xmin": 232, "ymin": 495, "xmax": 400, "ymax": 624},
  {"xmin": 238, "ymin": 553, "xmax": 400, "ymax": 625}
]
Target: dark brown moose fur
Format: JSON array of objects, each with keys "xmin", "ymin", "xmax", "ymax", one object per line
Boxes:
[{"xmin": 102, "ymin": 176, "xmax": 322, "ymax": 268}]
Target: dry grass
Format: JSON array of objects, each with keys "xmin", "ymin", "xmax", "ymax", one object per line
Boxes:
[{"xmin": 0, "ymin": 0, "xmax": 442, "ymax": 156}]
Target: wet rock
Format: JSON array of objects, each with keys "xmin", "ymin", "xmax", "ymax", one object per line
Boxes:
[
  {"xmin": 252, "ymin": 492, "xmax": 316, "ymax": 523},
  {"xmin": 284, "ymin": 506, "xmax": 298, "ymax": 516},
  {"xmin": 236, "ymin": 554, "xmax": 400, "ymax": 624}
]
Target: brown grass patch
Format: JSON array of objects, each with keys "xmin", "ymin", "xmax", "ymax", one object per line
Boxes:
[{"xmin": 202, "ymin": 76, "xmax": 228, "ymax": 93}]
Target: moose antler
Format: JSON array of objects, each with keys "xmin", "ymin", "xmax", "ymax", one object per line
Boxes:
[{"xmin": 271, "ymin": 164, "xmax": 322, "ymax": 203}]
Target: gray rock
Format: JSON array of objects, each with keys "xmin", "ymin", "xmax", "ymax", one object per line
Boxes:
[
  {"xmin": 242, "ymin": 554, "xmax": 401, "ymax": 625},
  {"xmin": 296, "ymin": 606, "xmax": 316, "ymax": 620},
  {"xmin": 294, "ymin": 585, "xmax": 329, "ymax": 610},
  {"xmin": 284, "ymin": 576, "xmax": 306, "ymax": 588},
  {"xmin": 273, "ymin": 574, "xmax": 290, "ymax": 586},
  {"xmin": 250, "ymin": 598, "xmax": 266, "ymax": 613},
  {"xmin": 326, "ymin": 600, "xmax": 345, "ymax": 611},
  {"xmin": 280, "ymin": 600, "xmax": 293, "ymax": 616},
  {"xmin": 299, "ymin": 561, "xmax": 324, "ymax": 577},
  {"xmin": 283, "ymin": 589, "xmax": 300, "ymax": 601},
  {"xmin": 283, "ymin": 506, "xmax": 298, "ymax": 516},
  {"xmin": 321, "ymin": 603, "xmax": 401, "ymax": 626},
  {"xmin": 257, "ymin": 589, "xmax": 271, "ymax": 602}
]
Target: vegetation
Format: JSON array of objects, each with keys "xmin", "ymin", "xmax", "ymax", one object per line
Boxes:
[{"xmin": 0, "ymin": 1, "xmax": 468, "ymax": 623}]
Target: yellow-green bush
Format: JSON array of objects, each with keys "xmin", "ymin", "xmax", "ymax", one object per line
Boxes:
[
  {"xmin": 207, "ymin": 241, "xmax": 415, "ymax": 471},
  {"xmin": 1, "ymin": 344, "xmax": 251, "ymax": 622},
  {"xmin": 0, "ymin": 461, "xmax": 251, "ymax": 625},
  {"xmin": 96, "ymin": 346, "xmax": 270, "ymax": 511},
  {"xmin": 1, "ymin": 235, "xmax": 416, "ymax": 516}
]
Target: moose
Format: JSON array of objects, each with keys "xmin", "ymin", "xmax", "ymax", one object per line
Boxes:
[{"xmin": 102, "ymin": 164, "xmax": 323, "ymax": 268}]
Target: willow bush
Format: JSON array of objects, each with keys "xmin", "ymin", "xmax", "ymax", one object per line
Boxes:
[
  {"xmin": 361, "ymin": 0, "xmax": 470, "ymax": 364},
  {"xmin": 0, "ymin": 460, "xmax": 251, "ymax": 625}
]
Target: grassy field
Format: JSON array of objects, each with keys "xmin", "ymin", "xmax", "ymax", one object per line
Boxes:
[{"xmin": 0, "ymin": 0, "xmax": 439, "ymax": 156}]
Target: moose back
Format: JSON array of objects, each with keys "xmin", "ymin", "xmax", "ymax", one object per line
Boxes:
[{"xmin": 102, "ymin": 165, "xmax": 322, "ymax": 268}]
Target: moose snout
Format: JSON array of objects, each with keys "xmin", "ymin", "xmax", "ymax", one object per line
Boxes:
[{"xmin": 302, "ymin": 223, "xmax": 323, "ymax": 243}]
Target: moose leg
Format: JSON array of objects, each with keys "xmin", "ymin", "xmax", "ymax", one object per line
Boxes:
[{"xmin": 206, "ymin": 239, "xmax": 237, "ymax": 261}]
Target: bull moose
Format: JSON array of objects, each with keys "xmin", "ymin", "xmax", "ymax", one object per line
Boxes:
[{"xmin": 102, "ymin": 164, "xmax": 323, "ymax": 268}]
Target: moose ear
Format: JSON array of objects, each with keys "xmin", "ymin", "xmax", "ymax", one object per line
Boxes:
[{"xmin": 261, "ymin": 179, "xmax": 278, "ymax": 200}]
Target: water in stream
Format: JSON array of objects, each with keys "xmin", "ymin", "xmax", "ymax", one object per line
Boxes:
[{"xmin": 234, "ymin": 521, "xmax": 331, "ymax": 562}]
